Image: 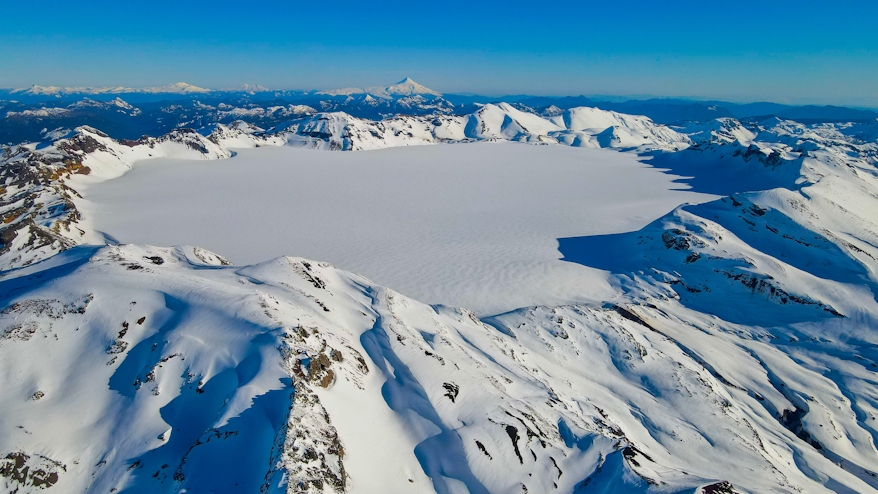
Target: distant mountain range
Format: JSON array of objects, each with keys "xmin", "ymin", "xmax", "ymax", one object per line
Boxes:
[
  {"xmin": 1, "ymin": 78, "xmax": 876, "ymax": 144},
  {"xmin": 8, "ymin": 82, "xmax": 213, "ymax": 96}
]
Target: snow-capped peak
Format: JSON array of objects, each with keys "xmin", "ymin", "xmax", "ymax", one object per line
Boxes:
[
  {"xmin": 142, "ymin": 82, "xmax": 211, "ymax": 94},
  {"xmin": 231, "ymin": 83, "xmax": 272, "ymax": 93},
  {"xmin": 379, "ymin": 77, "xmax": 441, "ymax": 97},
  {"xmin": 110, "ymin": 97, "xmax": 134, "ymax": 109},
  {"xmin": 318, "ymin": 78, "xmax": 442, "ymax": 99}
]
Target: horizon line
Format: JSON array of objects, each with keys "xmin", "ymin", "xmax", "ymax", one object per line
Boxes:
[{"xmin": 1, "ymin": 80, "xmax": 877, "ymax": 111}]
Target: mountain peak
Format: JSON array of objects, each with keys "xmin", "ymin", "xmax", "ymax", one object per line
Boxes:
[
  {"xmin": 156, "ymin": 82, "xmax": 211, "ymax": 93},
  {"xmin": 235, "ymin": 83, "xmax": 271, "ymax": 92},
  {"xmin": 318, "ymin": 78, "xmax": 441, "ymax": 98},
  {"xmin": 383, "ymin": 77, "xmax": 440, "ymax": 97}
]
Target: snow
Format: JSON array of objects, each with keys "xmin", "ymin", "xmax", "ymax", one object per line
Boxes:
[
  {"xmin": 3, "ymin": 106, "xmax": 878, "ymax": 493},
  {"xmin": 68, "ymin": 97, "xmax": 136, "ymax": 111},
  {"xmin": 2, "ymin": 237, "xmax": 877, "ymax": 493},
  {"xmin": 9, "ymin": 82, "xmax": 212, "ymax": 96},
  {"xmin": 228, "ymin": 84, "xmax": 272, "ymax": 93},
  {"xmin": 4, "ymin": 98, "xmax": 142, "ymax": 120},
  {"xmin": 379, "ymin": 77, "xmax": 443, "ymax": 97},
  {"xmin": 0, "ymin": 106, "xmax": 688, "ymax": 274},
  {"xmin": 40, "ymin": 127, "xmax": 73, "ymax": 140},
  {"xmin": 79, "ymin": 143, "xmax": 715, "ymax": 316},
  {"xmin": 256, "ymin": 104, "xmax": 689, "ymax": 153},
  {"xmin": 6, "ymin": 108, "xmax": 70, "ymax": 118},
  {"xmin": 318, "ymin": 77, "xmax": 442, "ymax": 99},
  {"xmin": 467, "ymin": 103, "xmax": 564, "ymax": 139},
  {"xmin": 551, "ymin": 107, "xmax": 691, "ymax": 150},
  {"xmin": 221, "ymin": 105, "xmax": 315, "ymax": 120}
]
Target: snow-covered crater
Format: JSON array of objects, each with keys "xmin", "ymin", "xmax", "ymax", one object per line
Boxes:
[{"xmin": 79, "ymin": 142, "xmax": 715, "ymax": 315}]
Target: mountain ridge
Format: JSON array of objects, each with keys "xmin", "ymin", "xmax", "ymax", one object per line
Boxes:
[{"xmin": 3, "ymin": 80, "xmax": 875, "ymax": 131}]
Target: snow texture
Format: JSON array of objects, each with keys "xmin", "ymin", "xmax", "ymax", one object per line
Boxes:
[{"xmin": 80, "ymin": 143, "xmax": 713, "ymax": 316}]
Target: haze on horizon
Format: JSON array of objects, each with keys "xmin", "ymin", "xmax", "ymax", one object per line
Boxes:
[{"xmin": 1, "ymin": 0, "xmax": 876, "ymax": 107}]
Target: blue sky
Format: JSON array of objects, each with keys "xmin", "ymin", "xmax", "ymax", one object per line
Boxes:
[{"xmin": 2, "ymin": 0, "xmax": 876, "ymax": 106}]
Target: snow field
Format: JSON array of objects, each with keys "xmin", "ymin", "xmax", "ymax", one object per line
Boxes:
[{"xmin": 79, "ymin": 142, "xmax": 716, "ymax": 316}]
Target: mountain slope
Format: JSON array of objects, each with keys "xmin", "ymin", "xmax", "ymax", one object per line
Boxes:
[
  {"xmin": 1, "ymin": 233, "xmax": 876, "ymax": 493},
  {"xmin": 265, "ymin": 104, "xmax": 688, "ymax": 152},
  {"xmin": 0, "ymin": 126, "xmax": 232, "ymax": 270}
]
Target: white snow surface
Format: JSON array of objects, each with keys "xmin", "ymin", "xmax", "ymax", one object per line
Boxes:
[
  {"xmin": 0, "ymin": 105, "xmax": 687, "ymax": 274},
  {"xmin": 1, "ymin": 237, "xmax": 876, "ymax": 493},
  {"xmin": 79, "ymin": 143, "xmax": 714, "ymax": 315}
]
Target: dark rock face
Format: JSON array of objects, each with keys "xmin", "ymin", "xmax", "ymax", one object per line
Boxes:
[
  {"xmin": 442, "ymin": 382, "xmax": 459, "ymax": 403},
  {"xmin": 701, "ymin": 481, "xmax": 737, "ymax": 494},
  {"xmin": 0, "ymin": 452, "xmax": 66, "ymax": 490}
]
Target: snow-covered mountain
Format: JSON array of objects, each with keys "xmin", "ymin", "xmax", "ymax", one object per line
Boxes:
[
  {"xmin": 226, "ymin": 83, "xmax": 273, "ymax": 93},
  {"xmin": 317, "ymin": 77, "xmax": 442, "ymax": 98},
  {"xmin": 1, "ymin": 236, "xmax": 872, "ymax": 493},
  {"xmin": 265, "ymin": 103, "xmax": 689, "ymax": 151},
  {"xmin": 0, "ymin": 97, "xmax": 319, "ymax": 146},
  {"xmin": 4, "ymin": 80, "xmax": 875, "ymax": 133},
  {"xmin": 0, "ymin": 126, "xmax": 235, "ymax": 270},
  {"xmin": 309, "ymin": 78, "xmax": 458, "ymax": 119},
  {"xmin": 9, "ymin": 82, "xmax": 213, "ymax": 96},
  {"xmin": 4, "ymin": 98, "xmax": 143, "ymax": 120},
  {"xmin": 2, "ymin": 104, "xmax": 878, "ymax": 492},
  {"xmin": 4, "ymin": 79, "xmax": 873, "ymax": 146}
]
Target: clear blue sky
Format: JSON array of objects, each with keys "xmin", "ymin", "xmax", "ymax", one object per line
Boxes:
[{"xmin": 2, "ymin": 0, "xmax": 876, "ymax": 106}]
